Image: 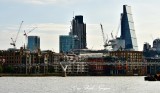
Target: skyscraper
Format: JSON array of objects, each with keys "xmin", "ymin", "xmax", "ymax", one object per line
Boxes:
[
  {"xmin": 120, "ymin": 5, "xmax": 138, "ymax": 51},
  {"xmin": 59, "ymin": 15, "xmax": 87, "ymax": 53},
  {"xmin": 27, "ymin": 36, "xmax": 40, "ymax": 52},
  {"xmin": 70, "ymin": 15, "xmax": 87, "ymax": 49},
  {"xmin": 59, "ymin": 35, "xmax": 79, "ymax": 53}
]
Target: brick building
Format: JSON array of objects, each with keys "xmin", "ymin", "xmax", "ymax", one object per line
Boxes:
[
  {"xmin": 0, "ymin": 48, "xmax": 63, "ymax": 74},
  {"xmin": 110, "ymin": 51, "xmax": 146, "ymax": 75}
]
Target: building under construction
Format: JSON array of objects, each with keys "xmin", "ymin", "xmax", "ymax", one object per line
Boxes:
[{"xmin": 101, "ymin": 5, "xmax": 138, "ymax": 51}]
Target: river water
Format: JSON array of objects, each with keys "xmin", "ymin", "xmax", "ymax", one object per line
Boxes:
[{"xmin": 0, "ymin": 76, "xmax": 160, "ymax": 93}]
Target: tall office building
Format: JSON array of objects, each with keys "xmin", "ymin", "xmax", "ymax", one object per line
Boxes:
[
  {"xmin": 59, "ymin": 35, "xmax": 79, "ymax": 53},
  {"xmin": 70, "ymin": 15, "xmax": 87, "ymax": 49},
  {"xmin": 27, "ymin": 36, "xmax": 40, "ymax": 52},
  {"xmin": 120, "ymin": 5, "xmax": 138, "ymax": 51},
  {"xmin": 59, "ymin": 15, "xmax": 87, "ymax": 53}
]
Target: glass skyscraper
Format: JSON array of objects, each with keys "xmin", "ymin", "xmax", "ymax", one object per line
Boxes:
[
  {"xmin": 27, "ymin": 36, "xmax": 40, "ymax": 52},
  {"xmin": 59, "ymin": 35, "xmax": 78, "ymax": 53},
  {"xmin": 70, "ymin": 15, "xmax": 87, "ymax": 49},
  {"xmin": 120, "ymin": 5, "xmax": 138, "ymax": 51},
  {"xmin": 59, "ymin": 15, "xmax": 87, "ymax": 53}
]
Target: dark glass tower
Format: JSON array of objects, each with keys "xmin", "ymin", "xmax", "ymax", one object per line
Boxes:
[
  {"xmin": 59, "ymin": 35, "xmax": 78, "ymax": 53},
  {"xmin": 120, "ymin": 5, "xmax": 138, "ymax": 51},
  {"xmin": 27, "ymin": 36, "xmax": 40, "ymax": 52},
  {"xmin": 70, "ymin": 15, "xmax": 87, "ymax": 49}
]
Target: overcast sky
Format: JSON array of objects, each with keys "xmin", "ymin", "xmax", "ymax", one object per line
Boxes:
[{"xmin": 0, "ymin": 0, "xmax": 160, "ymax": 52}]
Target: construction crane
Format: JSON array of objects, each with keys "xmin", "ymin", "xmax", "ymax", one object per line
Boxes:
[
  {"xmin": 116, "ymin": 22, "xmax": 120, "ymax": 38},
  {"xmin": 10, "ymin": 21, "xmax": 24, "ymax": 49},
  {"xmin": 110, "ymin": 13, "xmax": 123, "ymax": 40},
  {"xmin": 115, "ymin": 13, "xmax": 123, "ymax": 38},
  {"xmin": 23, "ymin": 27, "xmax": 37, "ymax": 48},
  {"xmin": 100, "ymin": 23, "xmax": 109, "ymax": 49},
  {"xmin": 24, "ymin": 27, "xmax": 37, "ymax": 38},
  {"xmin": 111, "ymin": 31, "xmax": 114, "ymax": 39}
]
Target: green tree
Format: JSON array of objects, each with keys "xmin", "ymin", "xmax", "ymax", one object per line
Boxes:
[{"xmin": 4, "ymin": 65, "xmax": 14, "ymax": 73}]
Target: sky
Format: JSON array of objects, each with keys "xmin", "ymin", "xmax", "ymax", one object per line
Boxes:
[{"xmin": 0, "ymin": 0, "xmax": 160, "ymax": 53}]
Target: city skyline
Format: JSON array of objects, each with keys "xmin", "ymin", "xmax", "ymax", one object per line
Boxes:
[{"xmin": 0, "ymin": 0, "xmax": 160, "ymax": 52}]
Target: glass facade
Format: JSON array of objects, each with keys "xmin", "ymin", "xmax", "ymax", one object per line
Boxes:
[
  {"xmin": 59, "ymin": 35, "xmax": 78, "ymax": 53},
  {"xmin": 120, "ymin": 5, "xmax": 138, "ymax": 51},
  {"xmin": 70, "ymin": 15, "xmax": 87, "ymax": 49},
  {"xmin": 27, "ymin": 36, "xmax": 40, "ymax": 52},
  {"xmin": 59, "ymin": 15, "xmax": 87, "ymax": 53}
]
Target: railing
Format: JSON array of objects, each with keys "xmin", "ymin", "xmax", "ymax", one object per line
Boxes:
[
  {"xmin": 59, "ymin": 61, "xmax": 160, "ymax": 66},
  {"xmin": 13, "ymin": 61, "xmax": 160, "ymax": 67}
]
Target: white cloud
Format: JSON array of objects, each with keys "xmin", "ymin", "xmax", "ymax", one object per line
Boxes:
[
  {"xmin": 0, "ymin": 23, "xmax": 69, "ymax": 52},
  {"xmin": 11, "ymin": 0, "xmax": 89, "ymax": 5},
  {"xmin": 0, "ymin": 21, "xmax": 156, "ymax": 52},
  {"xmin": 0, "ymin": 22, "xmax": 105, "ymax": 52},
  {"xmin": 34, "ymin": 23, "xmax": 69, "ymax": 33},
  {"xmin": 21, "ymin": 0, "xmax": 66, "ymax": 5}
]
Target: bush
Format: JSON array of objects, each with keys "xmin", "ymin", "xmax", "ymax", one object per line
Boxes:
[{"xmin": 4, "ymin": 65, "xmax": 14, "ymax": 73}]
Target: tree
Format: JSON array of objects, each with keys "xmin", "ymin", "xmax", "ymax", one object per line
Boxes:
[{"xmin": 4, "ymin": 65, "xmax": 14, "ymax": 73}]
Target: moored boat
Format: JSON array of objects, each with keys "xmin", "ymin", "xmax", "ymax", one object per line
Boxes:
[{"xmin": 144, "ymin": 74, "xmax": 160, "ymax": 81}]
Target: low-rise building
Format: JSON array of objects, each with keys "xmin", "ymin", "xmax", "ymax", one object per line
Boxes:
[
  {"xmin": 0, "ymin": 48, "xmax": 63, "ymax": 74},
  {"xmin": 110, "ymin": 51, "xmax": 146, "ymax": 75},
  {"xmin": 145, "ymin": 57, "xmax": 160, "ymax": 75}
]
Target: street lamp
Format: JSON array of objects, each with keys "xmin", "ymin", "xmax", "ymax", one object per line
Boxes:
[
  {"xmin": 26, "ymin": 53, "xmax": 31, "ymax": 74},
  {"xmin": 44, "ymin": 54, "xmax": 49, "ymax": 74}
]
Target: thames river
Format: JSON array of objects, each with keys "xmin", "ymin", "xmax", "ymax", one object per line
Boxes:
[{"xmin": 0, "ymin": 76, "xmax": 160, "ymax": 93}]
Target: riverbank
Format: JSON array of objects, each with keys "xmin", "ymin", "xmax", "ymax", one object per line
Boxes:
[
  {"xmin": 0, "ymin": 73, "xmax": 62, "ymax": 77},
  {"xmin": 0, "ymin": 73, "xmax": 145, "ymax": 77}
]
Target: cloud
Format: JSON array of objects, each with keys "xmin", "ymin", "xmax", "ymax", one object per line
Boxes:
[
  {"xmin": 0, "ymin": 23, "xmax": 70, "ymax": 51},
  {"xmin": 20, "ymin": 0, "xmax": 65, "ymax": 5},
  {"xmin": 0, "ymin": 23, "xmax": 102, "ymax": 52},
  {"xmin": 11, "ymin": 0, "xmax": 89, "ymax": 5},
  {"xmin": 0, "ymin": 22, "xmax": 151, "ymax": 52},
  {"xmin": 28, "ymin": 23, "xmax": 104, "ymax": 51},
  {"xmin": 34, "ymin": 23, "xmax": 70, "ymax": 33}
]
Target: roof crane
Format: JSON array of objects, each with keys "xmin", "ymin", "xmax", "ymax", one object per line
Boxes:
[
  {"xmin": 111, "ymin": 30, "xmax": 114, "ymax": 39},
  {"xmin": 100, "ymin": 23, "xmax": 108, "ymax": 49},
  {"xmin": 24, "ymin": 27, "xmax": 37, "ymax": 38},
  {"xmin": 100, "ymin": 23, "xmax": 106, "ymax": 44},
  {"xmin": 115, "ymin": 17, "xmax": 121, "ymax": 38},
  {"xmin": 10, "ymin": 21, "xmax": 24, "ymax": 49},
  {"xmin": 115, "ymin": 13, "xmax": 123, "ymax": 38},
  {"xmin": 10, "ymin": 38, "xmax": 15, "ymax": 47},
  {"xmin": 23, "ymin": 27, "xmax": 37, "ymax": 48}
]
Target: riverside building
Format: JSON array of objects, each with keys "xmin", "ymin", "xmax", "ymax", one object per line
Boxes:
[
  {"xmin": 0, "ymin": 48, "xmax": 63, "ymax": 74},
  {"xmin": 110, "ymin": 51, "xmax": 146, "ymax": 75}
]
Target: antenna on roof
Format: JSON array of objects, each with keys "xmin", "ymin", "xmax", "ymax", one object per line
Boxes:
[{"xmin": 73, "ymin": 11, "xmax": 75, "ymax": 18}]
